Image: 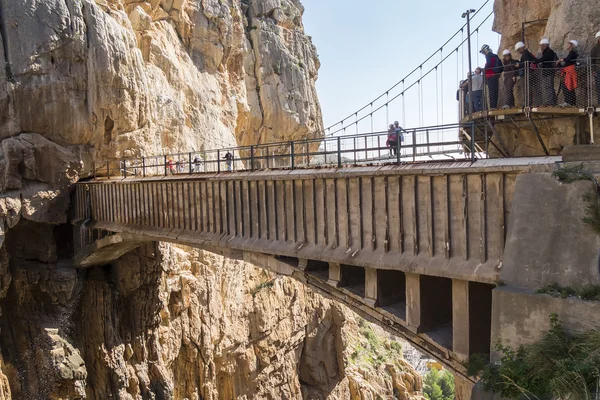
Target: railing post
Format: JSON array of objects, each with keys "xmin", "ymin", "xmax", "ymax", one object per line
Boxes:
[
  {"xmin": 250, "ymin": 146, "xmax": 254, "ymax": 171},
  {"xmin": 188, "ymin": 152, "xmax": 192, "ymax": 174},
  {"xmin": 93, "ymin": 160, "xmax": 96, "ymax": 180},
  {"xmin": 470, "ymin": 122, "xmax": 476, "ymax": 162},
  {"xmin": 290, "ymin": 141, "xmax": 295, "ymax": 169},
  {"xmin": 412, "ymin": 129, "xmax": 417, "ymax": 163},
  {"xmin": 142, "ymin": 157, "xmax": 146, "ymax": 177},
  {"xmin": 164, "ymin": 155, "xmax": 168, "ymax": 176},
  {"xmin": 122, "ymin": 160, "xmax": 127, "ymax": 178},
  {"xmin": 337, "ymin": 137, "xmax": 342, "ymax": 168},
  {"xmin": 396, "ymin": 140, "xmax": 401, "ymax": 165},
  {"xmin": 217, "ymin": 149, "xmax": 221, "ymax": 173},
  {"xmin": 106, "ymin": 161, "xmax": 110, "ymax": 179}
]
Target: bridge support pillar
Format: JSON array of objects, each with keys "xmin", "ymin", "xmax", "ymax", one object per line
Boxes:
[
  {"xmin": 364, "ymin": 267, "xmax": 377, "ymax": 307},
  {"xmin": 406, "ymin": 273, "xmax": 421, "ymax": 334},
  {"xmin": 452, "ymin": 279, "xmax": 470, "ymax": 361},
  {"xmin": 327, "ymin": 262, "xmax": 341, "ymax": 287}
]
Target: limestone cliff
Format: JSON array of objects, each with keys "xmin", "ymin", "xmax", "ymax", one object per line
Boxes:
[
  {"xmin": 0, "ymin": 0, "xmax": 425, "ymax": 398},
  {"xmin": 490, "ymin": 0, "xmax": 600, "ymax": 156}
]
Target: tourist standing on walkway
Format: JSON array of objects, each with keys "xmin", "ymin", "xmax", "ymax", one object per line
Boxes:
[
  {"xmin": 386, "ymin": 124, "xmax": 398, "ymax": 156},
  {"xmin": 536, "ymin": 38, "xmax": 558, "ymax": 107},
  {"xmin": 592, "ymin": 32, "xmax": 600, "ymax": 105},
  {"xmin": 502, "ymin": 49, "xmax": 518, "ymax": 108},
  {"xmin": 471, "ymin": 68, "xmax": 484, "ymax": 112},
  {"xmin": 557, "ymin": 40, "xmax": 579, "ymax": 107},
  {"xmin": 167, "ymin": 159, "xmax": 175, "ymax": 175},
  {"xmin": 193, "ymin": 155, "xmax": 202, "ymax": 173},
  {"xmin": 514, "ymin": 42, "xmax": 537, "ymax": 106},
  {"xmin": 480, "ymin": 44, "xmax": 503, "ymax": 110},
  {"xmin": 224, "ymin": 151, "xmax": 233, "ymax": 171}
]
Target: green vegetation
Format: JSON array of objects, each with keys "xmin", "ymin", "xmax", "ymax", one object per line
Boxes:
[
  {"xmin": 583, "ymin": 189, "xmax": 600, "ymax": 235},
  {"xmin": 250, "ymin": 279, "xmax": 275, "ymax": 297},
  {"xmin": 423, "ymin": 368, "xmax": 455, "ymax": 400},
  {"xmin": 348, "ymin": 319, "xmax": 404, "ymax": 370},
  {"xmin": 552, "ymin": 164, "xmax": 594, "ymax": 183},
  {"xmin": 469, "ymin": 314, "xmax": 600, "ymax": 399},
  {"xmin": 536, "ymin": 283, "xmax": 600, "ymax": 302}
]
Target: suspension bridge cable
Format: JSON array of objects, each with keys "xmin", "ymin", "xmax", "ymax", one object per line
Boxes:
[
  {"xmin": 321, "ymin": 0, "xmax": 491, "ymax": 134},
  {"xmin": 325, "ymin": 10, "xmax": 495, "ymax": 137}
]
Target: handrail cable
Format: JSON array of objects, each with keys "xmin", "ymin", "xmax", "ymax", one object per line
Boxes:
[
  {"xmin": 321, "ymin": 0, "xmax": 491, "ymax": 136},
  {"xmin": 325, "ymin": 10, "xmax": 494, "ymax": 137}
]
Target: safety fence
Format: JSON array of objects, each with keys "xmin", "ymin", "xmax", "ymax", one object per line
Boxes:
[
  {"xmin": 460, "ymin": 58, "xmax": 600, "ymax": 119},
  {"xmin": 92, "ymin": 123, "xmax": 478, "ymax": 179}
]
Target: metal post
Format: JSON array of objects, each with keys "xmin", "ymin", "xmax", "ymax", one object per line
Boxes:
[
  {"xmin": 290, "ymin": 142, "xmax": 295, "ymax": 169},
  {"xmin": 250, "ymin": 146, "xmax": 255, "ymax": 171},
  {"xmin": 107, "ymin": 161, "xmax": 110, "ymax": 179},
  {"xmin": 353, "ymin": 137, "xmax": 357, "ymax": 164},
  {"xmin": 217, "ymin": 149, "xmax": 221, "ymax": 173},
  {"xmin": 412, "ymin": 129, "xmax": 417, "ymax": 162},
  {"xmin": 396, "ymin": 140, "xmax": 401, "ymax": 165},
  {"xmin": 142, "ymin": 157, "xmax": 146, "ymax": 177},
  {"xmin": 337, "ymin": 137, "xmax": 342, "ymax": 168},
  {"xmin": 93, "ymin": 160, "xmax": 96, "ymax": 180},
  {"xmin": 164, "ymin": 155, "xmax": 168, "ymax": 176},
  {"xmin": 188, "ymin": 152, "xmax": 192, "ymax": 174},
  {"xmin": 463, "ymin": 9, "xmax": 476, "ymax": 117},
  {"xmin": 470, "ymin": 122, "xmax": 476, "ymax": 162}
]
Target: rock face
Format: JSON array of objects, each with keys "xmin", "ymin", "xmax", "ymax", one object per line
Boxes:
[
  {"xmin": 0, "ymin": 0, "xmax": 323, "ymax": 157},
  {"xmin": 0, "ymin": 0, "xmax": 425, "ymax": 398},
  {"xmin": 490, "ymin": 0, "xmax": 600, "ymax": 157},
  {"xmin": 494, "ymin": 0, "xmax": 600, "ymax": 55}
]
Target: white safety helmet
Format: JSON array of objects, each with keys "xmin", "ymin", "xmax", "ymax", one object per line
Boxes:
[
  {"xmin": 515, "ymin": 42, "xmax": 525, "ymax": 50},
  {"xmin": 596, "ymin": 31, "xmax": 600, "ymax": 39},
  {"xmin": 569, "ymin": 39, "xmax": 579, "ymax": 47},
  {"xmin": 502, "ymin": 49, "xmax": 511, "ymax": 56},
  {"xmin": 540, "ymin": 38, "xmax": 550, "ymax": 45}
]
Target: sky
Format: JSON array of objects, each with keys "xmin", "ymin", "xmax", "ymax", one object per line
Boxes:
[{"xmin": 302, "ymin": 0, "xmax": 501, "ymax": 133}]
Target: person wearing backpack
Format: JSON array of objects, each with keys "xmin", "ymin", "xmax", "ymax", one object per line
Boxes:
[
  {"xmin": 480, "ymin": 44, "xmax": 503, "ymax": 109},
  {"xmin": 386, "ymin": 124, "xmax": 398, "ymax": 156}
]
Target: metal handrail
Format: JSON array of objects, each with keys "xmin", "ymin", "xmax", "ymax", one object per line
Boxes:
[{"xmin": 94, "ymin": 122, "xmax": 478, "ymax": 179}]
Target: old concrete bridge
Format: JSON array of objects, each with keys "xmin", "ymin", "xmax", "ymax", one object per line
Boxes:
[{"xmin": 72, "ymin": 155, "xmax": 588, "ymax": 383}]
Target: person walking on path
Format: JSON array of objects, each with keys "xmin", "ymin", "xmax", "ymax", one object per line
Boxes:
[
  {"xmin": 514, "ymin": 41, "xmax": 537, "ymax": 106},
  {"xmin": 480, "ymin": 44, "xmax": 503, "ymax": 109},
  {"xmin": 502, "ymin": 49, "xmax": 518, "ymax": 108},
  {"xmin": 386, "ymin": 124, "xmax": 398, "ymax": 156},
  {"xmin": 557, "ymin": 40, "xmax": 579, "ymax": 107},
  {"xmin": 536, "ymin": 38, "xmax": 558, "ymax": 107},
  {"xmin": 591, "ymin": 32, "xmax": 600, "ymax": 105},
  {"xmin": 224, "ymin": 151, "xmax": 234, "ymax": 171}
]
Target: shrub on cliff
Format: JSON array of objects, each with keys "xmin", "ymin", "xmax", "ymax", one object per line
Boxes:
[{"xmin": 469, "ymin": 314, "xmax": 600, "ymax": 399}]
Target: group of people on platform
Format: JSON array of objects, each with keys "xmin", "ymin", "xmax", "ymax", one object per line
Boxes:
[{"xmin": 461, "ymin": 30, "xmax": 600, "ymax": 112}]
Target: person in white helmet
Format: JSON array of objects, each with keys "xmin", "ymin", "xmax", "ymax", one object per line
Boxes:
[
  {"xmin": 536, "ymin": 38, "xmax": 558, "ymax": 107},
  {"xmin": 556, "ymin": 40, "xmax": 579, "ymax": 106},
  {"xmin": 502, "ymin": 49, "xmax": 518, "ymax": 108},
  {"xmin": 480, "ymin": 44, "xmax": 503, "ymax": 109},
  {"xmin": 514, "ymin": 42, "xmax": 537, "ymax": 106},
  {"xmin": 592, "ymin": 32, "xmax": 600, "ymax": 104}
]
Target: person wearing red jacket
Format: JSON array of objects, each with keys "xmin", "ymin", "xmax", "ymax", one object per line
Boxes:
[{"xmin": 480, "ymin": 44, "xmax": 503, "ymax": 109}]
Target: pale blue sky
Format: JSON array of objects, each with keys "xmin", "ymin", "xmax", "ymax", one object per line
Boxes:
[{"xmin": 302, "ymin": 0, "xmax": 500, "ymax": 132}]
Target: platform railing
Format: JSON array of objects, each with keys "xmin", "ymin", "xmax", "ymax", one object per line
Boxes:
[
  {"xmin": 92, "ymin": 123, "xmax": 478, "ymax": 179},
  {"xmin": 460, "ymin": 57, "xmax": 600, "ymax": 119}
]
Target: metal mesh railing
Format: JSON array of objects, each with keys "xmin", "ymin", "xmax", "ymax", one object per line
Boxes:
[
  {"xmin": 460, "ymin": 57, "xmax": 600, "ymax": 118},
  {"xmin": 92, "ymin": 123, "xmax": 477, "ymax": 179}
]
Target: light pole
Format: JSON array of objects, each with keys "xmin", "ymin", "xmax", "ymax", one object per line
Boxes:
[{"xmin": 462, "ymin": 9, "xmax": 476, "ymax": 116}]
